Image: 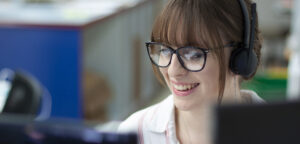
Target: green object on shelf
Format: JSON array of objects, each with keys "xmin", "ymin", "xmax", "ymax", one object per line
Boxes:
[{"xmin": 241, "ymin": 73, "xmax": 287, "ymax": 101}]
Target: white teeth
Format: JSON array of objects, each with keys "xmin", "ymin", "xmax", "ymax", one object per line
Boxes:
[{"xmin": 173, "ymin": 83, "xmax": 198, "ymax": 91}]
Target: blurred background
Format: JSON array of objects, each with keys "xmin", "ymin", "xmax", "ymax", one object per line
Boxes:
[{"xmin": 0, "ymin": 0, "xmax": 298, "ymax": 124}]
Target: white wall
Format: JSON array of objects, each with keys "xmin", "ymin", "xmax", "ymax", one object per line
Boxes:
[{"xmin": 83, "ymin": 0, "xmax": 163, "ymax": 120}]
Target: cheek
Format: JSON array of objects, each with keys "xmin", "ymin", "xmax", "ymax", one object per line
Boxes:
[
  {"xmin": 159, "ymin": 68, "xmax": 169, "ymax": 84},
  {"xmin": 198, "ymin": 57, "xmax": 220, "ymax": 92},
  {"xmin": 201, "ymin": 69, "xmax": 219, "ymax": 88},
  {"xmin": 159, "ymin": 67, "xmax": 175, "ymax": 93},
  {"xmin": 159, "ymin": 68, "xmax": 167, "ymax": 77}
]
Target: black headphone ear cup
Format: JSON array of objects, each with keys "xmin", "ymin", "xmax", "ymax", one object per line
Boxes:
[
  {"xmin": 229, "ymin": 48, "xmax": 258, "ymax": 78},
  {"xmin": 247, "ymin": 49, "xmax": 258, "ymax": 76},
  {"xmin": 230, "ymin": 48, "xmax": 244, "ymax": 75}
]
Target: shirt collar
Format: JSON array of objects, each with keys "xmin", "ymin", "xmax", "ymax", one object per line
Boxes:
[
  {"xmin": 146, "ymin": 95, "xmax": 175, "ymax": 133},
  {"xmin": 146, "ymin": 90, "xmax": 264, "ymax": 133}
]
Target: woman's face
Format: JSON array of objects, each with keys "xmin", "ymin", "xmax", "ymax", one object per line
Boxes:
[{"xmin": 159, "ymin": 45, "xmax": 233, "ymax": 111}]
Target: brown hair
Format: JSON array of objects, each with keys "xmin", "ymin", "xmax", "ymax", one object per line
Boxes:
[{"xmin": 150, "ymin": 0, "xmax": 262, "ymax": 101}]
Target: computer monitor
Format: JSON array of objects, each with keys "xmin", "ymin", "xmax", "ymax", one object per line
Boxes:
[
  {"xmin": 215, "ymin": 100, "xmax": 300, "ymax": 144},
  {"xmin": 0, "ymin": 114, "xmax": 137, "ymax": 144}
]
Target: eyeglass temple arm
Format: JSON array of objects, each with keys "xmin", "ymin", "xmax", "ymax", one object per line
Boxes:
[{"xmin": 224, "ymin": 42, "xmax": 242, "ymax": 48}]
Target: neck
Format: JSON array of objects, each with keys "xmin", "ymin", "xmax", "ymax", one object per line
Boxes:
[
  {"xmin": 175, "ymin": 104, "xmax": 212, "ymax": 144},
  {"xmin": 222, "ymin": 75, "xmax": 242, "ymax": 103}
]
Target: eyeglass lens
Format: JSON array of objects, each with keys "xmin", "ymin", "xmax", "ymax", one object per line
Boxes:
[{"xmin": 147, "ymin": 43, "xmax": 206, "ymax": 71}]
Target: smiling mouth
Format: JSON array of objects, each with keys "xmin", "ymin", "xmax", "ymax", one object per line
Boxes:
[{"xmin": 173, "ymin": 83, "xmax": 200, "ymax": 91}]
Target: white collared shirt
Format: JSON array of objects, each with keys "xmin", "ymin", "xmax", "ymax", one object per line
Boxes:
[{"xmin": 118, "ymin": 90, "xmax": 265, "ymax": 144}]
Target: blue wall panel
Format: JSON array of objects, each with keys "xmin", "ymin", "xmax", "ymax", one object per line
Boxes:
[{"xmin": 0, "ymin": 26, "xmax": 82, "ymax": 119}]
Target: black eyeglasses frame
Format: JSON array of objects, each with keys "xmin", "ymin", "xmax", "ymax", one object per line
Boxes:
[{"xmin": 145, "ymin": 42, "xmax": 238, "ymax": 72}]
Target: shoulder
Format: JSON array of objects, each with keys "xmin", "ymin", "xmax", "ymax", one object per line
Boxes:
[
  {"xmin": 117, "ymin": 105, "xmax": 154, "ymax": 133},
  {"xmin": 241, "ymin": 89, "xmax": 266, "ymax": 104},
  {"xmin": 117, "ymin": 95, "xmax": 173, "ymax": 133}
]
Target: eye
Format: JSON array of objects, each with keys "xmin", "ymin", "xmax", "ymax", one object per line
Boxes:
[
  {"xmin": 182, "ymin": 49, "xmax": 204, "ymax": 61},
  {"xmin": 159, "ymin": 47, "xmax": 171, "ymax": 56}
]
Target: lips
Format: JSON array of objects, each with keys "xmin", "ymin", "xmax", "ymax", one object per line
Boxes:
[{"xmin": 171, "ymin": 81, "xmax": 199, "ymax": 96}]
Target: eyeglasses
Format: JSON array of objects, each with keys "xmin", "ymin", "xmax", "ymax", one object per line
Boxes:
[{"xmin": 145, "ymin": 42, "xmax": 236, "ymax": 72}]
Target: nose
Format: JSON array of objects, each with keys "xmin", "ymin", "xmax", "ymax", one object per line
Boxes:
[{"xmin": 168, "ymin": 54, "xmax": 188, "ymax": 77}]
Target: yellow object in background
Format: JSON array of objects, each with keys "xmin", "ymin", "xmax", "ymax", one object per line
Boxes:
[{"xmin": 265, "ymin": 67, "xmax": 288, "ymax": 79}]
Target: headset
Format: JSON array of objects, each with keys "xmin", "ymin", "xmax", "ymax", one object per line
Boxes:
[{"xmin": 229, "ymin": 0, "xmax": 258, "ymax": 78}]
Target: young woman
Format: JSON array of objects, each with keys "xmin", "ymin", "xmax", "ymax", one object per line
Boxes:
[{"xmin": 118, "ymin": 0, "xmax": 264, "ymax": 143}]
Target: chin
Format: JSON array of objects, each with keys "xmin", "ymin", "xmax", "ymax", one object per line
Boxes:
[
  {"xmin": 173, "ymin": 97, "xmax": 197, "ymax": 111},
  {"xmin": 173, "ymin": 93, "xmax": 216, "ymax": 111}
]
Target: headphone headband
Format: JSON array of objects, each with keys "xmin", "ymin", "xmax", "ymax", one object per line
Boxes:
[
  {"xmin": 238, "ymin": 0, "xmax": 250, "ymax": 49},
  {"xmin": 249, "ymin": 3, "xmax": 256, "ymax": 52},
  {"xmin": 229, "ymin": 0, "xmax": 258, "ymax": 78}
]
